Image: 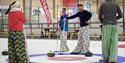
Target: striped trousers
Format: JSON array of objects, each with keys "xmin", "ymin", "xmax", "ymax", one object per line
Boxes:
[
  {"xmin": 102, "ymin": 25, "xmax": 118, "ymax": 62},
  {"xmin": 8, "ymin": 31, "xmax": 29, "ymax": 63}
]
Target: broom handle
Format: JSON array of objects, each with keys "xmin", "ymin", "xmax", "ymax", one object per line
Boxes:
[
  {"xmin": 63, "ymin": 18, "xmax": 66, "ymax": 32},
  {"xmin": 23, "ymin": 25, "xmax": 30, "ymax": 62},
  {"xmin": 0, "ymin": 38, "xmax": 1, "ymax": 63}
]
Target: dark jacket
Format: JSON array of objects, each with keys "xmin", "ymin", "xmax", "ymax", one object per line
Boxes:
[
  {"xmin": 67, "ymin": 10, "xmax": 92, "ymax": 27},
  {"xmin": 99, "ymin": 0, "xmax": 122, "ymax": 25}
]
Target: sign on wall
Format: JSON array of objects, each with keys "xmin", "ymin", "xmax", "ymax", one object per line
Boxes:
[
  {"xmin": 40, "ymin": 0, "xmax": 52, "ymax": 27},
  {"xmin": 63, "ymin": 0, "xmax": 77, "ymax": 7},
  {"xmin": 84, "ymin": 1, "xmax": 92, "ymax": 12}
]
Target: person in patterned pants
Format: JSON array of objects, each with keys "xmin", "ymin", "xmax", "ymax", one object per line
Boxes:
[
  {"xmin": 8, "ymin": 32, "xmax": 28, "ymax": 63},
  {"xmin": 72, "ymin": 26, "xmax": 90, "ymax": 54},
  {"xmin": 67, "ymin": 4, "xmax": 92, "ymax": 54},
  {"xmin": 5, "ymin": 1, "xmax": 29, "ymax": 63}
]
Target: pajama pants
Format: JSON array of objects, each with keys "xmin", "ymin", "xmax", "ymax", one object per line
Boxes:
[
  {"xmin": 102, "ymin": 25, "xmax": 118, "ymax": 62},
  {"xmin": 60, "ymin": 31, "xmax": 69, "ymax": 52},
  {"xmin": 8, "ymin": 31, "xmax": 29, "ymax": 63},
  {"xmin": 72, "ymin": 26, "xmax": 90, "ymax": 53}
]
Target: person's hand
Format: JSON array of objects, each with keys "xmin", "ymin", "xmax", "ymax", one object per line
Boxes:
[
  {"xmin": 63, "ymin": 18, "xmax": 66, "ymax": 21},
  {"xmin": 85, "ymin": 21, "xmax": 89, "ymax": 24}
]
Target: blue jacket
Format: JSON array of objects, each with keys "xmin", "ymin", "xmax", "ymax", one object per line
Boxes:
[{"xmin": 59, "ymin": 14, "xmax": 68, "ymax": 32}]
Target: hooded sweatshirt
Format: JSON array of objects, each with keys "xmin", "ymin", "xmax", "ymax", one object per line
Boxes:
[
  {"xmin": 99, "ymin": 0, "xmax": 122, "ymax": 25},
  {"xmin": 8, "ymin": 1, "xmax": 26, "ymax": 32}
]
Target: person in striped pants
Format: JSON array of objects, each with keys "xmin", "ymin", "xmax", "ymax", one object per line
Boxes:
[{"xmin": 99, "ymin": 0, "xmax": 123, "ymax": 63}]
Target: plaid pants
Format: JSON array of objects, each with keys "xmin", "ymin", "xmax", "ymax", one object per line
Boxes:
[{"xmin": 102, "ymin": 25, "xmax": 118, "ymax": 62}]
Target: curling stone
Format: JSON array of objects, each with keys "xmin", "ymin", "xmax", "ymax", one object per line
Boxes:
[
  {"xmin": 2, "ymin": 50, "xmax": 8, "ymax": 55},
  {"xmin": 84, "ymin": 51, "xmax": 93, "ymax": 57},
  {"xmin": 47, "ymin": 51, "xmax": 55, "ymax": 57}
]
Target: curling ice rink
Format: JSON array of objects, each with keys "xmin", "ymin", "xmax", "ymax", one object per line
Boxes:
[{"xmin": 0, "ymin": 38, "xmax": 125, "ymax": 63}]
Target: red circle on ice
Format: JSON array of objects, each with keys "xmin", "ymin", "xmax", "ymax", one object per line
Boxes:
[
  {"xmin": 48, "ymin": 56, "xmax": 87, "ymax": 61},
  {"xmin": 118, "ymin": 45, "xmax": 125, "ymax": 48}
]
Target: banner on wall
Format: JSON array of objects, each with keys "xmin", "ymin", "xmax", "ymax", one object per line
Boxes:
[
  {"xmin": 32, "ymin": 7, "xmax": 44, "ymax": 16},
  {"xmin": 63, "ymin": 0, "xmax": 77, "ymax": 7},
  {"xmin": 0, "ymin": 9, "xmax": 7, "ymax": 16},
  {"xmin": 84, "ymin": 1, "xmax": 92, "ymax": 12},
  {"xmin": 40, "ymin": 0, "xmax": 52, "ymax": 27},
  {"xmin": 0, "ymin": 6, "xmax": 9, "ymax": 16},
  {"xmin": 63, "ymin": 0, "xmax": 79, "ymax": 23}
]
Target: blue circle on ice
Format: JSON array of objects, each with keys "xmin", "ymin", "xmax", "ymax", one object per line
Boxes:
[{"xmin": 29, "ymin": 53, "xmax": 125, "ymax": 63}]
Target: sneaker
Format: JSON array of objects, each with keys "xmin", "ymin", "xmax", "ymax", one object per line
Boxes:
[
  {"xmin": 80, "ymin": 53, "xmax": 85, "ymax": 55},
  {"xmin": 84, "ymin": 51, "xmax": 93, "ymax": 57},
  {"xmin": 99, "ymin": 60, "xmax": 109, "ymax": 63}
]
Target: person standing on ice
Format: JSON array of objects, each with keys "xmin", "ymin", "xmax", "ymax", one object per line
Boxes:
[
  {"xmin": 99, "ymin": 0, "xmax": 122, "ymax": 63},
  {"xmin": 5, "ymin": 1, "xmax": 29, "ymax": 63},
  {"xmin": 67, "ymin": 4, "xmax": 92, "ymax": 55},
  {"xmin": 59, "ymin": 8, "xmax": 69, "ymax": 52}
]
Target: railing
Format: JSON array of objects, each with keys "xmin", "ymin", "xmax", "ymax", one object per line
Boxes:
[{"xmin": 0, "ymin": 22, "xmax": 124, "ymax": 41}]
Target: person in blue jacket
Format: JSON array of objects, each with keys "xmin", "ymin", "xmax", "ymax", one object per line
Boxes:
[{"xmin": 59, "ymin": 8, "xmax": 69, "ymax": 52}]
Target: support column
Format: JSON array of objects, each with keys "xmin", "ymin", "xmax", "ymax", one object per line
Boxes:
[
  {"xmin": 96, "ymin": 0, "xmax": 99, "ymax": 13},
  {"xmin": 23, "ymin": 0, "xmax": 26, "ymax": 16},
  {"xmin": 30, "ymin": 0, "xmax": 33, "ymax": 35},
  {"xmin": 53, "ymin": 0, "xmax": 56, "ymax": 18},
  {"xmin": 123, "ymin": 0, "xmax": 125, "ymax": 35},
  {"xmin": 29, "ymin": 0, "xmax": 32, "ymax": 23},
  {"xmin": 0, "ymin": 0, "xmax": 4, "ymax": 32},
  {"xmin": 0, "ymin": 0, "xmax": 2, "ymax": 32}
]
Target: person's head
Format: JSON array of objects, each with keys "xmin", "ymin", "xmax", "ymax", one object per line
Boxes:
[
  {"xmin": 11, "ymin": 1, "xmax": 21, "ymax": 8},
  {"xmin": 77, "ymin": 4, "xmax": 84, "ymax": 12},
  {"xmin": 62, "ymin": 8, "xmax": 66, "ymax": 14},
  {"xmin": 5, "ymin": 1, "xmax": 21, "ymax": 15}
]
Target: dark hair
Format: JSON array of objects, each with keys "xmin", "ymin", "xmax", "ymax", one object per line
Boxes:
[
  {"xmin": 5, "ymin": 1, "xmax": 16, "ymax": 15},
  {"xmin": 62, "ymin": 8, "xmax": 66, "ymax": 11},
  {"xmin": 77, "ymin": 4, "xmax": 83, "ymax": 7}
]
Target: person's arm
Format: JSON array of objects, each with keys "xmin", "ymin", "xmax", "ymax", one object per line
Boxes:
[
  {"xmin": 19, "ymin": 12, "xmax": 26, "ymax": 24},
  {"xmin": 59, "ymin": 15, "xmax": 63, "ymax": 28},
  {"xmin": 86, "ymin": 11, "xmax": 92, "ymax": 21},
  {"xmin": 65, "ymin": 15, "xmax": 68, "ymax": 21},
  {"xmin": 60, "ymin": 15, "xmax": 63, "ymax": 20},
  {"xmin": 116, "ymin": 4, "xmax": 123, "ymax": 20},
  {"xmin": 59, "ymin": 20, "xmax": 61, "ymax": 28},
  {"xmin": 98, "ymin": 4, "xmax": 103, "ymax": 23},
  {"xmin": 67, "ymin": 12, "xmax": 79, "ymax": 19}
]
